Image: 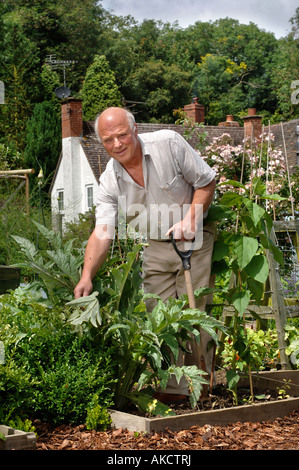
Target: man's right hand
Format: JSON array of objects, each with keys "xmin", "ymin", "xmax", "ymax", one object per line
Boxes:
[
  {"xmin": 72, "ymin": 226, "xmax": 113, "ymax": 299},
  {"xmin": 73, "ymin": 278, "xmax": 93, "ymax": 299}
]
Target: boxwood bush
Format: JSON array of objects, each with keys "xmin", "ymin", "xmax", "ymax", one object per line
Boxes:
[{"xmin": 0, "ymin": 288, "xmax": 116, "ymax": 426}]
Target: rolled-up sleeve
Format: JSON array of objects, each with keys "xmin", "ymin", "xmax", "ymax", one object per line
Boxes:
[
  {"xmin": 95, "ymin": 171, "xmax": 118, "ymax": 227},
  {"xmin": 172, "ymin": 132, "xmax": 216, "ymax": 189}
]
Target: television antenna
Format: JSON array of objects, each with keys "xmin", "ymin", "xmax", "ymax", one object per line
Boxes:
[{"xmin": 45, "ymin": 54, "xmax": 77, "ymax": 99}]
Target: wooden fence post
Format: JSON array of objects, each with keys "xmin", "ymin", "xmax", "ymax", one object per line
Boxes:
[{"xmin": 0, "ymin": 169, "xmax": 35, "ymax": 215}]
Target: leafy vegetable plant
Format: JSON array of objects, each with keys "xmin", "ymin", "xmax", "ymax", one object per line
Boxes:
[
  {"xmin": 11, "ymin": 220, "xmax": 84, "ymax": 306},
  {"xmin": 285, "ymin": 324, "xmax": 299, "ymax": 368},
  {"xmin": 67, "ymin": 246, "xmax": 225, "ymax": 415}
]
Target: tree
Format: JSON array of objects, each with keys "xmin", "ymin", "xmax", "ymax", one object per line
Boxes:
[
  {"xmin": 188, "ymin": 19, "xmax": 280, "ymax": 123},
  {"xmin": 123, "ymin": 60, "xmax": 192, "ymax": 122},
  {"xmin": 40, "ymin": 64, "xmax": 61, "ymax": 115},
  {"xmin": 51, "ymin": 0, "xmax": 107, "ymax": 93},
  {"xmin": 23, "ymin": 101, "xmax": 61, "ymax": 189},
  {"xmin": 95, "ymin": 14, "xmax": 139, "ymax": 91},
  {"xmin": 0, "ymin": 21, "xmax": 41, "ymax": 150},
  {"xmin": 270, "ymin": 36, "xmax": 299, "ymax": 121},
  {"xmin": 270, "ymin": 8, "xmax": 299, "ymax": 121},
  {"xmin": 3, "ymin": 0, "xmax": 106, "ymax": 94},
  {"xmin": 80, "ymin": 55, "xmax": 122, "ymax": 120},
  {"xmin": 0, "ymin": 1, "xmax": 298, "ymax": 135},
  {"xmin": 193, "ymin": 54, "xmax": 248, "ymax": 124},
  {"xmin": 290, "ymin": 6, "xmax": 299, "ymax": 37}
]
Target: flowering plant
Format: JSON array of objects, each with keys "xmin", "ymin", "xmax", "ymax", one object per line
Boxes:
[
  {"xmin": 201, "ymin": 133, "xmax": 245, "ymax": 190},
  {"xmin": 201, "ymin": 132, "xmax": 296, "ymax": 219}
]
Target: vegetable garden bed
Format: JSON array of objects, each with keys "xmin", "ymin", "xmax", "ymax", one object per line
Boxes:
[
  {"xmin": 109, "ymin": 370, "xmax": 299, "ymax": 433},
  {"xmin": 34, "ymin": 410, "xmax": 299, "ymax": 451}
]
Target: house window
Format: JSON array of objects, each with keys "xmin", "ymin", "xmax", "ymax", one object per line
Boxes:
[
  {"xmin": 86, "ymin": 185, "xmax": 94, "ymax": 209},
  {"xmin": 57, "ymin": 190, "xmax": 64, "ymax": 212}
]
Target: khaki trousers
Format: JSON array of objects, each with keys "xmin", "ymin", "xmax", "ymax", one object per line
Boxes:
[{"xmin": 142, "ymin": 224, "xmax": 216, "ymax": 395}]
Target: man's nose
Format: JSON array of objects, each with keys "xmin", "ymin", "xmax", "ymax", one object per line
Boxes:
[{"xmin": 114, "ymin": 137, "xmax": 122, "ymax": 147}]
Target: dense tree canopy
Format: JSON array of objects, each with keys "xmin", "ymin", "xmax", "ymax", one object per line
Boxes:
[{"xmin": 0, "ymin": 1, "xmax": 298, "ymax": 158}]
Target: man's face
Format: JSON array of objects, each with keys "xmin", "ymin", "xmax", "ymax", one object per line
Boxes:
[{"xmin": 97, "ymin": 110, "xmax": 140, "ymax": 166}]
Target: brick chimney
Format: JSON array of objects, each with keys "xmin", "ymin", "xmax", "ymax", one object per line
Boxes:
[
  {"xmin": 218, "ymin": 114, "xmax": 240, "ymax": 127},
  {"xmin": 242, "ymin": 108, "xmax": 262, "ymax": 141},
  {"xmin": 61, "ymin": 98, "xmax": 83, "ymax": 139},
  {"xmin": 184, "ymin": 97, "xmax": 205, "ymax": 124}
]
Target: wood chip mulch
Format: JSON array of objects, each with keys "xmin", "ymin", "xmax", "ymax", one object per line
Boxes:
[{"xmin": 34, "ymin": 410, "xmax": 299, "ymax": 451}]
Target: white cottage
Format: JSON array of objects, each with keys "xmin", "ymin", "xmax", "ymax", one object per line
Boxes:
[{"xmin": 50, "ymin": 99, "xmax": 110, "ymax": 231}]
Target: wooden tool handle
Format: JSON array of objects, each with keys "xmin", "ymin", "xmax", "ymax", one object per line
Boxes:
[{"xmin": 184, "ymin": 269, "xmax": 196, "ymax": 309}]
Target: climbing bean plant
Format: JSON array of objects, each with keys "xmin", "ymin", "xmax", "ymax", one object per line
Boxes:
[{"xmin": 208, "ymin": 177, "xmax": 285, "ymax": 402}]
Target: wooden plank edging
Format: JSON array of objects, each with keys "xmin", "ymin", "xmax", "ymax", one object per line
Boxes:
[{"xmin": 110, "ymin": 397, "xmax": 299, "ymax": 433}]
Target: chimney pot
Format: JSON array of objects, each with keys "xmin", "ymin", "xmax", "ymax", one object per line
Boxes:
[
  {"xmin": 242, "ymin": 108, "xmax": 262, "ymax": 141},
  {"xmin": 248, "ymin": 108, "xmax": 256, "ymax": 116},
  {"xmin": 218, "ymin": 114, "xmax": 239, "ymax": 127}
]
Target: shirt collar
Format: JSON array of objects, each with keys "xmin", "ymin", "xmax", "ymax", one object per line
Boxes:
[{"xmin": 112, "ymin": 136, "xmax": 148, "ymax": 185}]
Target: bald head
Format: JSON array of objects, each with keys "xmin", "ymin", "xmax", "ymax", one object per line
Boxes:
[
  {"xmin": 95, "ymin": 107, "xmax": 141, "ymax": 166},
  {"xmin": 95, "ymin": 107, "xmax": 136, "ymax": 142}
]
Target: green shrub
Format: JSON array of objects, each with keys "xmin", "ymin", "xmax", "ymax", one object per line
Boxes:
[
  {"xmin": 0, "ymin": 288, "xmax": 116, "ymax": 425},
  {"xmin": 86, "ymin": 394, "xmax": 112, "ymax": 431},
  {"xmin": 26, "ymin": 338, "xmax": 115, "ymax": 425},
  {"xmin": 0, "ymin": 356, "xmax": 36, "ymax": 422},
  {"xmin": 6, "ymin": 418, "xmax": 36, "ymax": 435}
]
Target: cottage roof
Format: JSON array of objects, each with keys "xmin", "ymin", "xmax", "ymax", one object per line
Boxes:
[
  {"xmin": 71, "ymin": 116, "xmax": 299, "ymax": 184},
  {"xmin": 80, "ymin": 121, "xmax": 109, "ymax": 181}
]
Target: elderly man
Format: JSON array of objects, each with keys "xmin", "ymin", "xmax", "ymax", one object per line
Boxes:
[{"xmin": 74, "ymin": 107, "xmax": 216, "ymax": 401}]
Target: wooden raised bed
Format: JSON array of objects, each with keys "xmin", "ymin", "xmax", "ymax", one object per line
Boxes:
[
  {"xmin": 110, "ymin": 370, "xmax": 299, "ymax": 433},
  {"xmin": 0, "ymin": 425, "xmax": 36, "ymax": 450}
]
